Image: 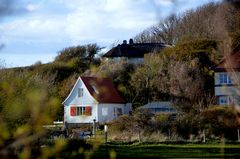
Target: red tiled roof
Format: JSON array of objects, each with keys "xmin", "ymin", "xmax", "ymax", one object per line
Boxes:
[
  {"xmin": 81, "ymin": 76, "xmax": 126, "ymax": 103},
  {"xmin": 214, "ymin": 50, "xmax": 240, "ymax": 72}
]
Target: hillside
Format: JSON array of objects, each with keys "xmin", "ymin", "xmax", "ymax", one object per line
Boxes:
[{"xmin": 0, "ymin": 0, "xmax": 239, "ymax": 122}]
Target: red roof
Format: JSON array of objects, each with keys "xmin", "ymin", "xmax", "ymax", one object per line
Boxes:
[
  {"xmin": 214, "ymin": 50, "xmax": 240, "ymax": 72},
  {"xmin": 81, "ymin": 76, "xmax": 125, "ymax": 103}
]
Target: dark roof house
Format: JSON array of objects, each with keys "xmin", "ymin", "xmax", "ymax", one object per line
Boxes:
[{"xmin": 103, "ymin": 39, "xmax": 168, "ymax": 58}]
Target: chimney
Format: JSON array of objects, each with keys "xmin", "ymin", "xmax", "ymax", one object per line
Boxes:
[
  {"xmin": 123, "ymin": 40, "xmax": 127, "ymax": 44},
  {"xmin": 129, "ymin": 38, "xmax": 134, "ymax": 45}
]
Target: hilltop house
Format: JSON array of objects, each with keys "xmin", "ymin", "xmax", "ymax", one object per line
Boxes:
[
  {"xmin": 103, "ymin": 39, "xmax": 168, "ymax": 64},
  {"xmin": 213, "ymin": 48, "xmax": 240, "ymax": 106},
  {"xmin": 62, "ymin": 76, "xmax": 132, "ymax": 127}
]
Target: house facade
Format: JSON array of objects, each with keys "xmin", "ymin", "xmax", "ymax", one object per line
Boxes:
[
  {"xmin": 62, "ymin": 77, "xmax": 131, "ymax": 126},
  {"xmin": 214, "ymin": 49, "xmax": 240, "ymax": 105}
]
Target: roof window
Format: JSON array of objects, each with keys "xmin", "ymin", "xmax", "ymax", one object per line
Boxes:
[{"xmin": 92, "ymin": 85, "xmax": 99, "ymax": 94}]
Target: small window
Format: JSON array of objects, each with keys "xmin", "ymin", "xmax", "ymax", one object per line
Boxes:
[
  {"xmin": 117, "ymin": 108, "xmax": 122, "ymax": 116},
  {"xmin": 219, "ymin": 96, "xmax": 233, "ymax": 105},
  {"xmin": 78, "ymin": 88, "xmax": 83, "ymax": 97},
  {"xmin": 102, "ymin": 107, "xmax": 108, "ymax": 116},
  {"xmin": 219, "ymin": 96, "xmax": 227, "ymax": 105},
  {"xmin": 219, "ymin": 73, "xmax": 232, "ymax": 84},
  {"xmin": 92, "ymin": 85, "xmax": 99, "ymax": 94}
]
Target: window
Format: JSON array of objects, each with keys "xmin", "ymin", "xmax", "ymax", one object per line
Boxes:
[
  {"xmin": 219, "ymin": 73, "xmax": 232, "ymax": 84},
  {"xmin": 219, "ymin": 96, "xmax": 227, "ymax": 105},
  {"xmin": 114, "ymin": 107, "xmax": 122, "ymax": 116},
  {"xmin": 117, "ymin": 108, "xmax": 123, "ymax": 116},
  {"xmin": 78, "ymin": 88, "xmax": 83, "ymax": 97},
  {"xmin": 102, "ymin": 107, "xmax": 108, "ymax": 116},
  {"xmin": 219, "ymin": 96, "xmax": 233, "ymax": 105},
  {"xmin": 70, "ymin": 106, "xmax": 91, "ymax": 116},
  {"xmin": 92, "ymin": 85, "xmax": 99, "ymax": 94}
]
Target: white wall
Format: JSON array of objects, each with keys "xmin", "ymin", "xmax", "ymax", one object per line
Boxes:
[
  {"xmin": 64, "ymin": 104, "xmax": 98, "ymax": 124},
  {"xmin": 63, "ymin": 78, "xmax": 98, "ymax": 106},
  {"xmin": 98, "ymin": 103, "xmax": 125, "ymax": 123},
  {"xmin": 215, "ymin": 86, "xmax": 240, "ymax": 96}
]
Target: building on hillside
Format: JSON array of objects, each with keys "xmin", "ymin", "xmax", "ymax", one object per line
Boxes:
[
  {"xmin": 102, "ymin": 39, "xmax": 169, "ymax": 64},
  {"xmin": 213, "ymin": 48, "xmax": 240, "ymax": 106},
  {"xmin": 138, "ymin": 102, "xmax": 177, "ymax": 114},
  {"xmin": 62, "ymin": 76, "xmax": 132, "ymax": 127}
]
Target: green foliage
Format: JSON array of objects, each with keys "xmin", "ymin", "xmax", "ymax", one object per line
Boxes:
[
  {"xmin": 55, "ymin": 44, "xmax": 101, "ymax": 63},
  {"xmin": 91, "ymin": 59, "xmax": 136, "ymax": 102}
]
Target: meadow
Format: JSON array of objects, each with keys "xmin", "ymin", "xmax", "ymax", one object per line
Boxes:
[{"xmin": 92, "ymin": 143, "xmax": 240, "ymax": 159}]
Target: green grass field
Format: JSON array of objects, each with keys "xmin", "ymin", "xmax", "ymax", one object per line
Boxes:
[{"xmin": 92, "ymin": 143, "xmax": 240, "ymax": 159}]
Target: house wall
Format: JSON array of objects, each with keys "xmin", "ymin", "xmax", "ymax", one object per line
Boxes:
[
  {"xmin": 64, "ymin": 104, "xmax": 98, "ymax": 124},
  {"xmin": 215, "ymin": 86, "xmax": 239, "ymax": 96},
  {"xmin": 97, "ymin": 103, "xmax": 125, "ymax": 123},
  {"xmin": 214, "ymin": 72, "xmax": 240, "ymax": 105},
  {"xmin": 64, "ymin": 78, "xmax": 99, "ymax": 124},
  {"xmin": 112, "ymin": 57, "xmax": 144, "ymax": 64}
]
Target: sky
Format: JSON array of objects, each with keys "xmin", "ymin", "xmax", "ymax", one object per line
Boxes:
[{"xmin": 0, "ymin": 0, "xmax": 220, "ymax": 67}]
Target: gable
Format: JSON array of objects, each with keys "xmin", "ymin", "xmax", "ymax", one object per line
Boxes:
[{"xmin": 62, "ymin": 77, "xmax": 98, "ymax": 106}]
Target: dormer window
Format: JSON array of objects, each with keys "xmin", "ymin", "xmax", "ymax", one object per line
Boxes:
[
  {"xmin": 78, "ymin": 88, "xmax": 83, "ymax": 97},
  {"xmin": 92, "ymin": 85, "xmax": 99, "ymax": 94}
]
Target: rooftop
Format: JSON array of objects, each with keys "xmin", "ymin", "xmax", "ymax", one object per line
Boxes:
[
  {"xmin": 81, "ymin": 76, "xmax": 126, "ymax": 103},
  {"xmin": 103, "ymin": 39, "xmax": 168, "ymax": 58},
  {"xmin": 214, "ymin": 49, "xmax": 240, "ymax": 72}
]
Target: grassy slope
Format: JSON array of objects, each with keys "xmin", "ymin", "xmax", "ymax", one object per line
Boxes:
[{"xmin": 92, "ymin": 144, "xmax": 240, "ymax": 159}]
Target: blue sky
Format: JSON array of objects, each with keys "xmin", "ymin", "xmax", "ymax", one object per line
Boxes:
[{"xmin": 0, "ymin": 0, "xmax": 220, "ymax": 67}]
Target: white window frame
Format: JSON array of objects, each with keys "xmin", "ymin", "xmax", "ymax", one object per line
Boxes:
[
  {"xmin": 219, "ymin": 96, "xmax": 228, "ymax": 105},
  {"xmin": 219, "ymin": 73, "xmax": 232, "ymax": 84},
  {"xmin": 219, "ymin": 96, "xmax": 233, "ymax": 105}
]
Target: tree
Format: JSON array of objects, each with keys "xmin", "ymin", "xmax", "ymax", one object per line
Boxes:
[
  {"xmin": 55, "ymin": 43, "xmax": 102, "ymax": 63},
  {"xmin": 152, "ymin": 14, "xmax": 180, "ymax": 44}
]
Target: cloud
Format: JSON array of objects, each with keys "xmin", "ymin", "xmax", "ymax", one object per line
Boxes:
[
  {"xmin": 0, "ymin": 0, "xmax": 221, "ymax": 67},
  {"xmin": 25, "ymin": 3, "xmax": 40, "ymax": 12}
]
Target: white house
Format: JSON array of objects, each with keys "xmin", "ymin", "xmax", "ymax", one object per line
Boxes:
[
  {"xmin": 62, "ymin": 76, "xmax": 132, "ymax": 126},
  {"xmin": 213, "ymin": 49, "xmax": 240, "ymax": 106}
]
